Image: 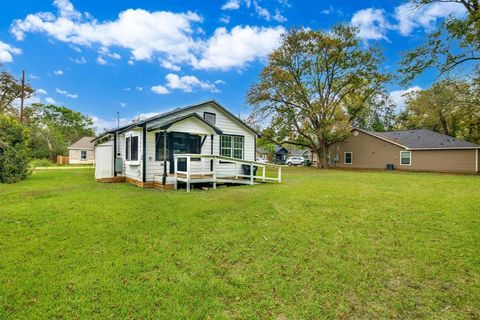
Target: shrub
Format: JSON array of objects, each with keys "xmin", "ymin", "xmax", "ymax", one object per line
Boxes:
[
  {"xmin": 31, "ymin": 158, "xmax": 54, "ymax": 167},
  {"xmin": 0, "ymin": 115, "xmax": 31, "ymax": 183}
]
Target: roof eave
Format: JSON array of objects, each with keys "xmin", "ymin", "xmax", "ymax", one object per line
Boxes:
[{"xmin": 353, "ymin": 128, "xmax": 408, "ymax": 149}]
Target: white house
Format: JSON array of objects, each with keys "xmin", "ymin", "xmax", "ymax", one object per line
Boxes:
[{"xmin": 93, "ymin": 100, "xmax": 281, "ymax": 190}]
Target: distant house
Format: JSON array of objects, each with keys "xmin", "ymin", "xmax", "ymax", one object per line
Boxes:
[
  {"xmin": 318, "ymin": 128, "xmax": 479, "ymax": 173},
  {"xmin": 274, "ymin": 145, "xmax": 289, "ymax": 164},
  {"xmin": 68, "ymin": 137, "xmax": 95, "ymax": 164},
  {"xmin": 256, "ymin": 147, "xmax": 272, "ymax": 161}
]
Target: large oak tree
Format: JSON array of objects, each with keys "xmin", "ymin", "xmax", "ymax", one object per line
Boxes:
[{"xmin": 247, "ymin": 25, "xmax": 391, "ymax": 168}]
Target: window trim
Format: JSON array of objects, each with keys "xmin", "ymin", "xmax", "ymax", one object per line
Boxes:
[
  {"xmin": 400, "ymin": 151, "xmax": 412, "ymax": 166},
  {"xmin": 125, "ymin": 137, "xmax": 131, "ymax": 161},
  {"xmin": 125, "ymin": 134, "xmax": 140, "ymax": 164},
  {"xmin": 344, "ymin": 152, "xmax": 352, "ymax": 165},
  {"xmin": 80, "ymin": 150, "xmax": 87, "ymax": 160},
  {"xmin": 220, "ymin": 134, "xmax": 244, "ymax": 159},
  {"xmin": 203, "ymin": 112, "xmax": 216, "ymax": 124}
]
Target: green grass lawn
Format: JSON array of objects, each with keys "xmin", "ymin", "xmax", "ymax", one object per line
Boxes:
[{"xmin": 1, "ymin": 168, "xmax": 479, "ymax": 319}]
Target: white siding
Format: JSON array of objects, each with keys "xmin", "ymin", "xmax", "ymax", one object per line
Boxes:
[
  {"xmin": 94, "ymin": 140, "xmax": 113, "ymax": 179},
  {"xmin": 123, "ymin": 129, "xmax": 143, "ymax": 180},
  {"xmin": 112, "ymin": 102, "xmax": 256, "ymax": 182}
]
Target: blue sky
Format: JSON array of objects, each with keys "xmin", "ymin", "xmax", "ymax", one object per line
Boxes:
[{"xmin": 0, "ymin": 0, "xmax": 467, "ymax": 131}]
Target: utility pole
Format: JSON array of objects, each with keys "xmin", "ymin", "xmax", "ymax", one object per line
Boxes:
[
  {"xmin": 117, "ymin": 111, "xmax": 120, "ymax": 128},
  {"xmin": 20, "ymin": 70, "xmax": 25, "ymax": 123}
]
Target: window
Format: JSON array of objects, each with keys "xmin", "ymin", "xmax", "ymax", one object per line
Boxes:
[
  {"xmin": 125, "ymin": 137, "xmax": 131, "ymax": 160},
  {"xmin": 156, "ymin": 132, "xmax": 201, "ymax": 161},
  {"xmin": 80, "ymin": 150, "xmax": 87, "ymax": 160},
  {"xmin": 344, "ymin": 152, "xmax": 352, "ymax": 164},
  {"xmin": 155, "ymin": 132, "xmax": 169, "ymax": 161},
  {"xmin": 125, "ymin": 136, "xmax": 138, "ymax": 161},
  {"xmin": 203, "ymin": 112, "xmax": 216, "ymax": 124},
  {"xmin": 400, "ymin": 151, "xmax": 411, "ymax": 165},
  {"xmin": 221, "ymin": 135, "xmax": 244, "ymax": 159}
]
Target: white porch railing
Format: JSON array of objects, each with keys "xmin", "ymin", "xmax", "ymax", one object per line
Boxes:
[{"xmin": 173, "ymin": 154, "xmax": 282, "ymax": 192}]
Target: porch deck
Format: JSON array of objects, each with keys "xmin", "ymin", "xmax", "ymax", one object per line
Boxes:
[{"xmin": 154, "ymin": 154, "xmax": 282, "ymax": 192}]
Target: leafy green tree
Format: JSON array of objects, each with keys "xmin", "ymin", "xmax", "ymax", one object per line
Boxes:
[
  {"xmin": 355, "ymin": 93, "xmax": 397, "ymax": 132},
  {"xmin": 24, "ymin": 103, "xmax": 95, "ymax": 160},
  {"xmin": 400, "ymin": 0, "xmax": 480, "ymax": 84},
  {"xmin": 399, "ymin": 79, "xmax": 480, "ymax": 143},
  {"xmin": 0, "ymin": 115, "xmax": 31, "ymax": 183},
  {"xmin": 247, "ymin": 25, "xmax": 391, "ymax": 168},
  {"xmin": 0, "ymin": 66, "xmax": 33, "ymax": 116}
]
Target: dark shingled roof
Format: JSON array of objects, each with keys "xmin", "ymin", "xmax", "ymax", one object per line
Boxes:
[
  {"xmin": 371, "ymin": 129, "xmax": 480, "ymax": 149},
  {"xmin": 68, "ymin": 137, "xmax": 95, "ymax": 149}
]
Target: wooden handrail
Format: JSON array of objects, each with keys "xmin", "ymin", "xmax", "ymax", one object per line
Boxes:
[{"xmin": 173, "ymin": 153, "xmax": 282, "ymax": 192}]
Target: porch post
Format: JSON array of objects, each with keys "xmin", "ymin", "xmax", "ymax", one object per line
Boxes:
[
  {"xmin": 210, "ymin": 134, "xmax": 214, "ymax": 171},
  {"xmin": 142, "ymin": 124, "xmax": 147, "ymax": 183},
  {"xmin": 113, "ymin": 133, "xmax": 117, "ymax": 177},
  {"xmin": 162, "ymin": 130, "xmax": 168, "ymax": 185}
]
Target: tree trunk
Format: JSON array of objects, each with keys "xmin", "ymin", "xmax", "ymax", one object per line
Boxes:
[{"xmin": 315, "ymin": 144, "xmax": 329, "ymax": 169}]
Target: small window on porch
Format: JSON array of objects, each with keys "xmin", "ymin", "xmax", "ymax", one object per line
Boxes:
[
  {"xmin": 80, "ymin": 150, "xmax": 87, "ymax": 160},
  {"xmin": 155, "ymin": 132, "xmax": 169, "ymax": 161},
  {"xmin": 131, "ymin": 136, "xmax": 139, "ymax": 161},
  {"xmin": 125, "ymin": 137, "xmax": 131, "ymax": 160}
]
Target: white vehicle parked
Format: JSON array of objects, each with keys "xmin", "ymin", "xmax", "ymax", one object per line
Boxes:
[
  {"xmin": 256, "ymin": 157, "xmax": 270, "ymax": 164},
  {"xmin": 286, "ymin": 156, "xmax": 304, "ymax": 166}
]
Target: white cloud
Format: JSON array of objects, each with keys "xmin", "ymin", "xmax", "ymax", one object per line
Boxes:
[
  {"xmin": 30, "ymin": 74, "xmax": 40, "ymax": 79},
  {"xmin": 253, "ymin": 1, "xmax": 286, "ymax": 22},
  {"xmin": 394, "ymin": 2, "xmax": 466, "ymax": 36},
  {"xmin": 151, "ymin": 85, "xmax": 170, "ymax": 95},
  {"xmin": 119, "ymin": 102, "xmax": 126, "ymax": 107},
  {"xmin": 56, "ymin": 88, "xmax": 78, "ymax": 98},
  {"xmin": 0, "ymin": 41, "xmax": 21, "ymax": 63},
  {"xmin": 11, "ymin": 0, "xmax": 286, "ymax": 71},
  {"xmin": 70, "ymin": 56, "xmax": 86, "ymax": 64},
  {"xmin": 123, "ymin": 87, "xmax": 131, "ymax": 91},
  {"xmin": 160, "ymin": 60, "xmax": 181, "ymax": 71},
  {"xmin": 221, "ymin": 0, "xmax": 287, "ymax": 22},
  {"xmin": 389, "ymin": 86, "xmax": 422, "ymax": 110},
  {"xmin": 45, "ymin": 97, "xmax": 56, "ymax": 104},
  {"xmin": 109, "ymin": 52, "xmax": 121, "ymax": 59},
  {"xmin": 96, "ymin": 56, "xmax": 107, "ymax": 65},
  {"xmin": 164, "ymin": 73, "xmax": 218, "ymax": 92},
  {"xmin": 136, "ymin": 86, "xmax": 143, "ymax": 91},
  {"xmin": 53, "ymin": 69, "xmax": 63, "ymax": 75},
  {"xmin": 321, "ymin": 6, "xmax": 343, "ymax": 16},
  {"xmin": 214, "ymin": 79, "xmax": 226, "ymax": 85},
  {"xmin": 54, "ymin": 0, "xmax": 81, "ymax": 19},
  {"xmin": 11, "ymin": 1, "xmax": 202, "ymax": 65},
  {"xmin": 222, "ymin": 0, "xmax": 241, "ymax": 10},
  {"xmin": 36, "ymin": 88, "xmax": 47, "ymax": 95},
  {"xmin": 350, "ymin": 2, "xmax": 466, "ymax": 41},
  {"xmin": 90, "ymin": 115, "xmax": 129, "ymax": 133},
  {"xmin": 220, "ymin": 15, "xmax": 231, "ymax": 24},
  {"xmin": 351, "ymin": 8, "xmax": 392, "ymax": 41},
  {"xmin": 195, "ymin": 25, "xmax": 285, "ymax": 70}
]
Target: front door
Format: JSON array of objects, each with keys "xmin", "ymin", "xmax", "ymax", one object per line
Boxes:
[{"xmin": 168, "ymin": 132, "xmax": 201, "ymax": 174}]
